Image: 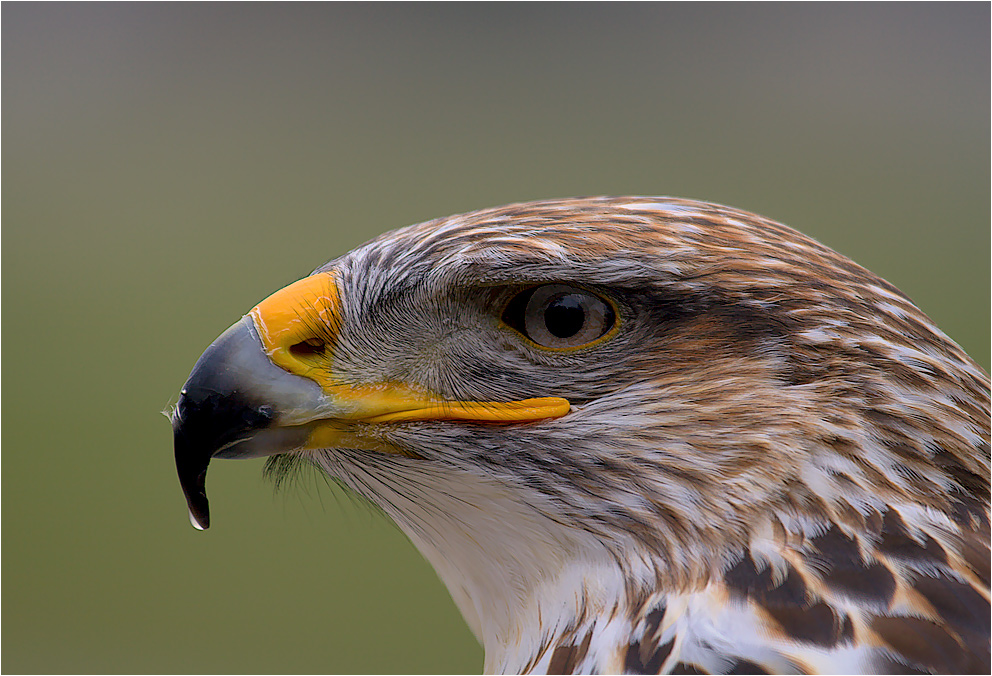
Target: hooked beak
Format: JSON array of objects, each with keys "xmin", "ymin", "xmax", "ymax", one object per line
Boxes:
[{"xmin": 171, "ymin": 272, "xmax": 570, "ymax": 530}]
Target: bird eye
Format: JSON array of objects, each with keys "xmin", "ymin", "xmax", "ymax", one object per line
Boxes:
[{"xmin": 503, "ymin": 284, "xmax": 617, "ymax": 349}]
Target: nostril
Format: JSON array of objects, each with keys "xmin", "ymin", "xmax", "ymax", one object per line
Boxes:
[{"xmin": 289, "ymin": 338, "xmax": 326, "ymax": 358}]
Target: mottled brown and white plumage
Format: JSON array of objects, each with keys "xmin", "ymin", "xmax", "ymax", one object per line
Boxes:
[{"xmin": 172, "ymin": 197, "xmax": 990, "ymax": 674}]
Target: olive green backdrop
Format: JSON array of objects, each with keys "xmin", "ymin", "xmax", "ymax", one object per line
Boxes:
[{"xmin": 3, "ymin": 4, "xmax": 989, "ymax": 674}]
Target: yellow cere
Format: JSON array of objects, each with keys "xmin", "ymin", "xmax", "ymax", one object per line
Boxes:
[{"xmin": 250, "ymin": 271, "xmax": 341, "ymax": 379}]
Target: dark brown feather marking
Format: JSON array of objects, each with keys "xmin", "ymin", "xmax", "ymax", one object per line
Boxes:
[
  {"xmin": 871, "ymin": 615, "xmax": 974, "ymax": 673},
  {"xmin": 726, "ymin": 659, "xmax": 771, "ymax": 675},
  {"xmin": 812, "ymin": 526, "xmax": 896, "ymax": 605},
  {"xmin": 724, "ymin": 551, "xmax": 808, "ymax": 607},
  {"xmin": 912, "ymin": 574, "xmax": 991, "ymax": 638},
  {"xmin": 546, "ymin": 645, "xmax": 576, "ymax": 674},
  {"xmin": 670, "ymin": 663, "xmax": 707, "ymax": 675},
  {"xmin": 624, "ymin": 606, "xmax": 671, "ymax": 674},
  {"xmin": 643, "ymin": 606, "xmax": 666, "ymax": 636},
  {"xmin": 726, "ymin": 551, "xmax": 855, "ymax": 648},
  {"xmin": 839, "ymin": 613, "xmax": 855, "ymax": 643},
  {"xmin": 930, "ymin": 442, "xmax": 991, "ymax": 504},
  {"xmin": 878, "ymin": 509, "xmax": 948, "ymax": 565},
  {"xmin": 764, "ymin": 602, "xmax": 853, "ymax": 648},
  {"xmin": 624, "ymin": 638, "xmax": 674, "ymax": 675},
  {"xmin": 547, "ymin": 630, "xmax": 593, "ymax": 674}
]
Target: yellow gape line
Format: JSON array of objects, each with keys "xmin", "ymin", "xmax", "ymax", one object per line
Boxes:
[
  {"xmin": 361, "ymin": 397, "xmax": 571, "ymax": 423},
  {"xmin": 248, "ymin": 271, "xmax": 571, "ymax": 427}
]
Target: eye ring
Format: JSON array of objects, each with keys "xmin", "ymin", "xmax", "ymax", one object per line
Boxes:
[{"xmin": 502, "ymin": 284, "xmax": 618, "ymax": 350}]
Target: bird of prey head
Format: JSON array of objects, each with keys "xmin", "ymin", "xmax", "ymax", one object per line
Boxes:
[{"xmin": 171, "ymin": 197, "xmax": 990, "ymax": 674}]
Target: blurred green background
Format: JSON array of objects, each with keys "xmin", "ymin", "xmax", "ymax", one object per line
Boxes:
[{"xmin": 3, "ymin": 4, "xmax": 988, "ymax": 674}]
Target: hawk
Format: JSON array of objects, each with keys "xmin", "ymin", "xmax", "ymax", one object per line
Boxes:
[{"xmin": 172, "ymin": 197, "xmax": 990, "ymax": 674}]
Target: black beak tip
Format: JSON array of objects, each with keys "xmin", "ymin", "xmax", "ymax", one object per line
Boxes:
[
  {"xmin": 175, "ymin": 428, "xmax": 212, "ymax": 530},
  {"xmin": 184, "ymin": 469, "xmax": 211, "ymax": 531}
]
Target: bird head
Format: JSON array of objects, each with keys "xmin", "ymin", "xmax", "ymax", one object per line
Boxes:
[{"xmin": 171, "ymin": 197, "xmax": 989, "ymax": 670}]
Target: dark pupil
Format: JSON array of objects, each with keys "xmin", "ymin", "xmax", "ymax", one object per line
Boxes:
[{"xmin": 544, "ymin": 294, "xmax": 586, "ymax": 338}]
